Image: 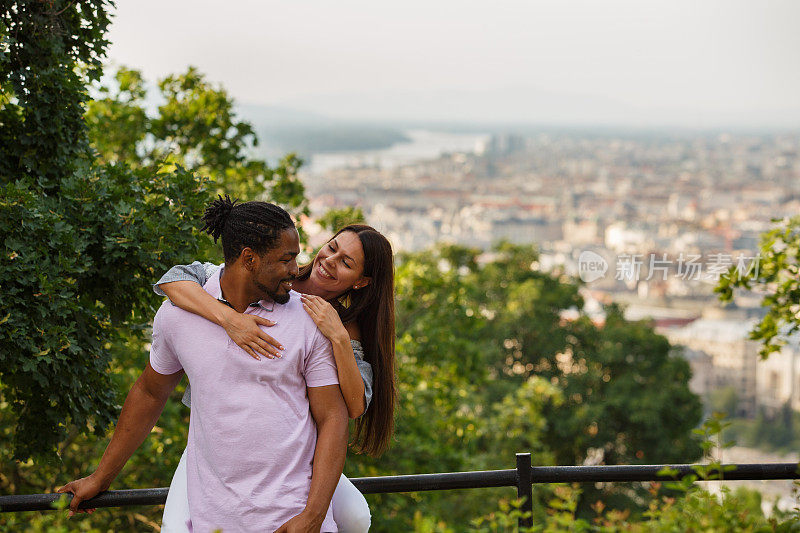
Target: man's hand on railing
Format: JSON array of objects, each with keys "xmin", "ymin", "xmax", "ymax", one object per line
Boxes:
[
  {"xmin": 274, "ymin": 509, "xmax": 325, "ymax": 533},
  {"xmin": 56, "ymin": 473, "xmax": 107, "ymax": 516},
  {"xmin": 51, "ymin": 363, "xmax": 184, "ymax": 517}
]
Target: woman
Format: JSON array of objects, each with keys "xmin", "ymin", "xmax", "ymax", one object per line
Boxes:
[{"xmin": 155, "ymin": 220, "xmax": 396, "ymax": 533}]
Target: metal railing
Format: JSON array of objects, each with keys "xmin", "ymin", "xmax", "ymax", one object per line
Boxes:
[{"xmin": 2, "ymin": 453, "xmax": 798, "ymax": 528}]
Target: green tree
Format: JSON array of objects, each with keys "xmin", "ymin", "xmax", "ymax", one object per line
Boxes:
[
  {"xmin": 550, "ymin": 306, "xmax": 703, "ymax": 515},
  {"xmin": 716, "ymin": 215, "xmax": 800, "ymax": 358},
  {"xmin": 84, "ymin": 67, "xmax": 148, "ymax": 165},
  {"xmin": 85, "ymin": 66, "xmax": 309, "ymax": 224},
  {"xmin": 550, "ymin": 305, "xmax": 703, "ymax": 467},
  {"xmin": 0, "ymin": 0, "xmax": 208, "ymax": 463},
  {"xmin": 482, "ymin": 247, "xmax": 702, "ymax": 516},
  {"xmin": 465, "ymin": 243, "xmax": 703, "ymax": 473},
  {"xmin": 316, "ymin": 206, "xmax": 366, "ymax": 233}
]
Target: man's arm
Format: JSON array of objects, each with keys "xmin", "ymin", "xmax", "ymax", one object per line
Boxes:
[
  {"xmin": 57, "ymin": 363, "xmax": 183, "ymax": 514},
  {"xmin": 276, "ymin": 384, "xmax": 348, "ymax": 533}
]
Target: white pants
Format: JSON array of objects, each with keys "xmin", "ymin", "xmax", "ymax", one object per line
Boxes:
[{"xmin": 162, "ymin": 448, "xmax": 371, "ymax": 533}]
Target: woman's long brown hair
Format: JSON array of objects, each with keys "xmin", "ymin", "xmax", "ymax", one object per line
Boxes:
[{"xmin": 297, "ymin": 224, "xmax": 396, "ymax": 456}]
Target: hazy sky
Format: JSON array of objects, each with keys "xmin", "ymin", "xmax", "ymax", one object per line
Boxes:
[{"xmin": 107, "ymin": 0, "xmax": 800, "ymax": 128}]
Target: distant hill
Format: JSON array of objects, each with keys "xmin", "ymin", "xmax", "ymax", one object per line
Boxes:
[
  {"xmin": 235, "ymin": 103, "xmax": 409, "ymax": 157},
  {"xmin": 236, "ymin": 104, "xmax": 336, "ymax": 128}
]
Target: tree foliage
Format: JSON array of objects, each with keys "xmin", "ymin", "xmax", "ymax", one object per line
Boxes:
[
  {"xmin": 0, "ymin": 0, "xmax": 210, "ymax": 462},
  {"xmin": 85, "ymin": 65, "xmax": 309, "ymax": 215},
  {"xmin": 473, "ymin": 416, "xmax": 799, "ymax": 532},
  {"xmin": 316, "ymin": 206, "xmax": 366, "ymax": 233},
  {"xmin": 345, "ymin": 243, "xmax": 703, "ymax": 530},
  {"xmin": 716, "ymin": 215, "xmax": 800, "ymax": 358}
]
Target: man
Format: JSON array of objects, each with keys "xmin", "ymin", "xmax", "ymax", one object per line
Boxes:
[{"xmin": 58, "ymin": 197, "xmax": 349, "ymax": 532}]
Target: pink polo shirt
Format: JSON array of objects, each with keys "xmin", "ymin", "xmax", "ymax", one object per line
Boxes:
[{"xmin": 150, "ymin": 269, "xmax": 339, "ymax": 532}]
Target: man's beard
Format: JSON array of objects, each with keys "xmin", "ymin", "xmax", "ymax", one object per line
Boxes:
[{"xmin": 255, "ymin": 280, "xmax": 291, "ymax": 304}]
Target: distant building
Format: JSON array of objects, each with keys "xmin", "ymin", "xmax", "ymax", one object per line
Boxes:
[
  {"xmin": 665, "ymin": 314, "xmax": 760, "ymax": 417},
  {"xmin": 563, "ymin": 218, "xmax": 601, "ymax": 245},
  {"xmin": 680, "ymin": 346, "xmax": 714, "ymax": 399},
  {"xmin": 604, "ymin": 222, "xmax": 654, "ymax": 253},
  {"xmin": 486, "ymin": 134, "xmax": 526, "ymax": 156},
  {"xmin": 492, "ymin": 217, "xmax": 562, "ymax": 245},
  {"xmin": 755, "ymin": 337, "xmax": 800, "ymax": 414}
]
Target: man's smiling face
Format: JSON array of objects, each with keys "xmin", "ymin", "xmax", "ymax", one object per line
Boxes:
[{"xmin": 251, "ymin": 228, "xmax": 300, "ymax": 304}]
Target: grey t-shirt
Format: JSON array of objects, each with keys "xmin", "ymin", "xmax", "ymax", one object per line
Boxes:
[{"xmin": 153, "ymin": 261, "xmax": 374, "ymax": 412}]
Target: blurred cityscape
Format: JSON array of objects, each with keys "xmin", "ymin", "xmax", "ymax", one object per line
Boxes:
[{"xmin": 301, "ymin": 129, "xmax": 800, "ymax": 430}]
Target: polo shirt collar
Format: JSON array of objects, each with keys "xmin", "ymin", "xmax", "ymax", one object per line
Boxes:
[{"xmin": 207, "ymin": 266, "xmax": 275, "ymax": 312}]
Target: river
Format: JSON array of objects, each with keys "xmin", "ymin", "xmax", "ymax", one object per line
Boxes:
[{"xmin": 304, "ymin": 129, "xmax": 490, "ymax": 175}]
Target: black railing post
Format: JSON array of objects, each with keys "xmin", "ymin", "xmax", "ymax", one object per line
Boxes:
[{"xmin": 516, "ymin": 452, "xmax": 533, "ymax": 529}]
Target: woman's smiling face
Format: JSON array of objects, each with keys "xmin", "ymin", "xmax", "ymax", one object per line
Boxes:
[{"xmin": 309, "ymin": 230, "xmax": 370, "ymax": 296}]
